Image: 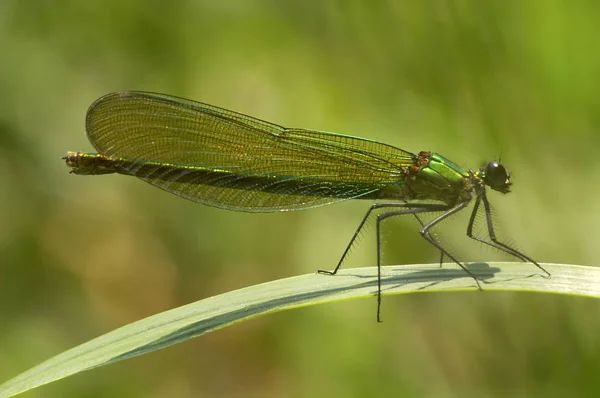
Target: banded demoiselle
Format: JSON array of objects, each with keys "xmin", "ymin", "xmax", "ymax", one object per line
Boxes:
[{"xmin": 65, "ymin": 91, "xmax": 550, "ymax": 321}]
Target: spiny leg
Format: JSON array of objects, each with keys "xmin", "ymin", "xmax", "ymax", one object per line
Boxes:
[
  {"xmin": 375, "ymin": 204, "xmax": 451, "ymax": 322},
  {"xmin": 318, "ymin": 203, "xmax": 443, "ymax": 276},
  {"xmin": 466, "ymin": 196, "xmax": 526, "ymax": 260},
  {"xmin": 466, "ymin": 195, "xmax": 551, "ymax": 276},
  {"xmin": 419, "ymin": 201, "xmax": 482, "ymax": 288},
  {"xmin": 413, "ymin": 213, "xmax": 445, "ymax": 267}
]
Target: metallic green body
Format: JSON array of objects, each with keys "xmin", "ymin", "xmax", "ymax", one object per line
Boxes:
[
  {"xmin": 64, "ymin": 91, "xmax": 485, "ymax": 211},
  {"xmin": 411, "ymin": 153, "xmax": 470, "ymax": 205},
  {"xmin": 65, "ymin": 151, "xmax": 405, "ymax": 208}
]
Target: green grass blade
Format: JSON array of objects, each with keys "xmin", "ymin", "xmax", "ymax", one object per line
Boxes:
[{"xmin": 1, "ymin": 262, "xmax": 599, "ymax": 397}]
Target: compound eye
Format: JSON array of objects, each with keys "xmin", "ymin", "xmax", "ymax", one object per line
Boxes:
[{"xmin": 485, "ymin": 161, "xmax": 509, "ymax": 188}]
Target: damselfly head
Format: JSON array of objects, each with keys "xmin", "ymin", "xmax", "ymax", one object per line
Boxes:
[{"xmin": 481, "ymin": 161, "xmax": 512, "ymax": 193}]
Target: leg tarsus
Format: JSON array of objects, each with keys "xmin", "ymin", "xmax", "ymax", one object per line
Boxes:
[
  {"xmin": 466, "ymin": 194, "xmax": 551, "ymax": 277},
  {"xmin": 317, "ymin": 203, "xmax": 408, "ymax": 276},
  {"xmin": 418, "ymin": 202, "xmax": 483, "ymax": 289}
]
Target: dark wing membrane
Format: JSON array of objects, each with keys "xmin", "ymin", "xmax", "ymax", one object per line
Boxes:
[{"xmin": 86, "ymin": 91, "xmax": 415, "ymax": 211}]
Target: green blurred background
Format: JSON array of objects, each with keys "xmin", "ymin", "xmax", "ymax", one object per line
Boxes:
[{"xmin": 1, "ymin": 0, "xmax": 599, "ymax": 396}]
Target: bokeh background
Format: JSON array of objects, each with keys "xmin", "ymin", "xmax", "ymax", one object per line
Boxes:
[{"xmin": 1, "ymin": 1, "xmax": 600, "ymax": 396}]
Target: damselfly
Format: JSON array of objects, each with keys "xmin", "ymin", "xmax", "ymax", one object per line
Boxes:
[{"xmin": 65, "ymin": 91, "xmax": 550, "ymax": 321}]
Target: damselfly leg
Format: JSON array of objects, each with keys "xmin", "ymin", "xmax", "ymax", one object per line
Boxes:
[{"xmin": 466, "ymin": 195, "xmax": 550, "ymax": 277}]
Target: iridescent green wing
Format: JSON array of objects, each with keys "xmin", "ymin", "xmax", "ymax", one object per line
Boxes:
[{"xmin": 86, "ymin": 91, "xmax": 414, "ymax": 212}]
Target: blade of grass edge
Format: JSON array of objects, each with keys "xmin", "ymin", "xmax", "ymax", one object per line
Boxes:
[{"xmin": 1, "ymin": 262, "xmax": 599, "ymax": 398}]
